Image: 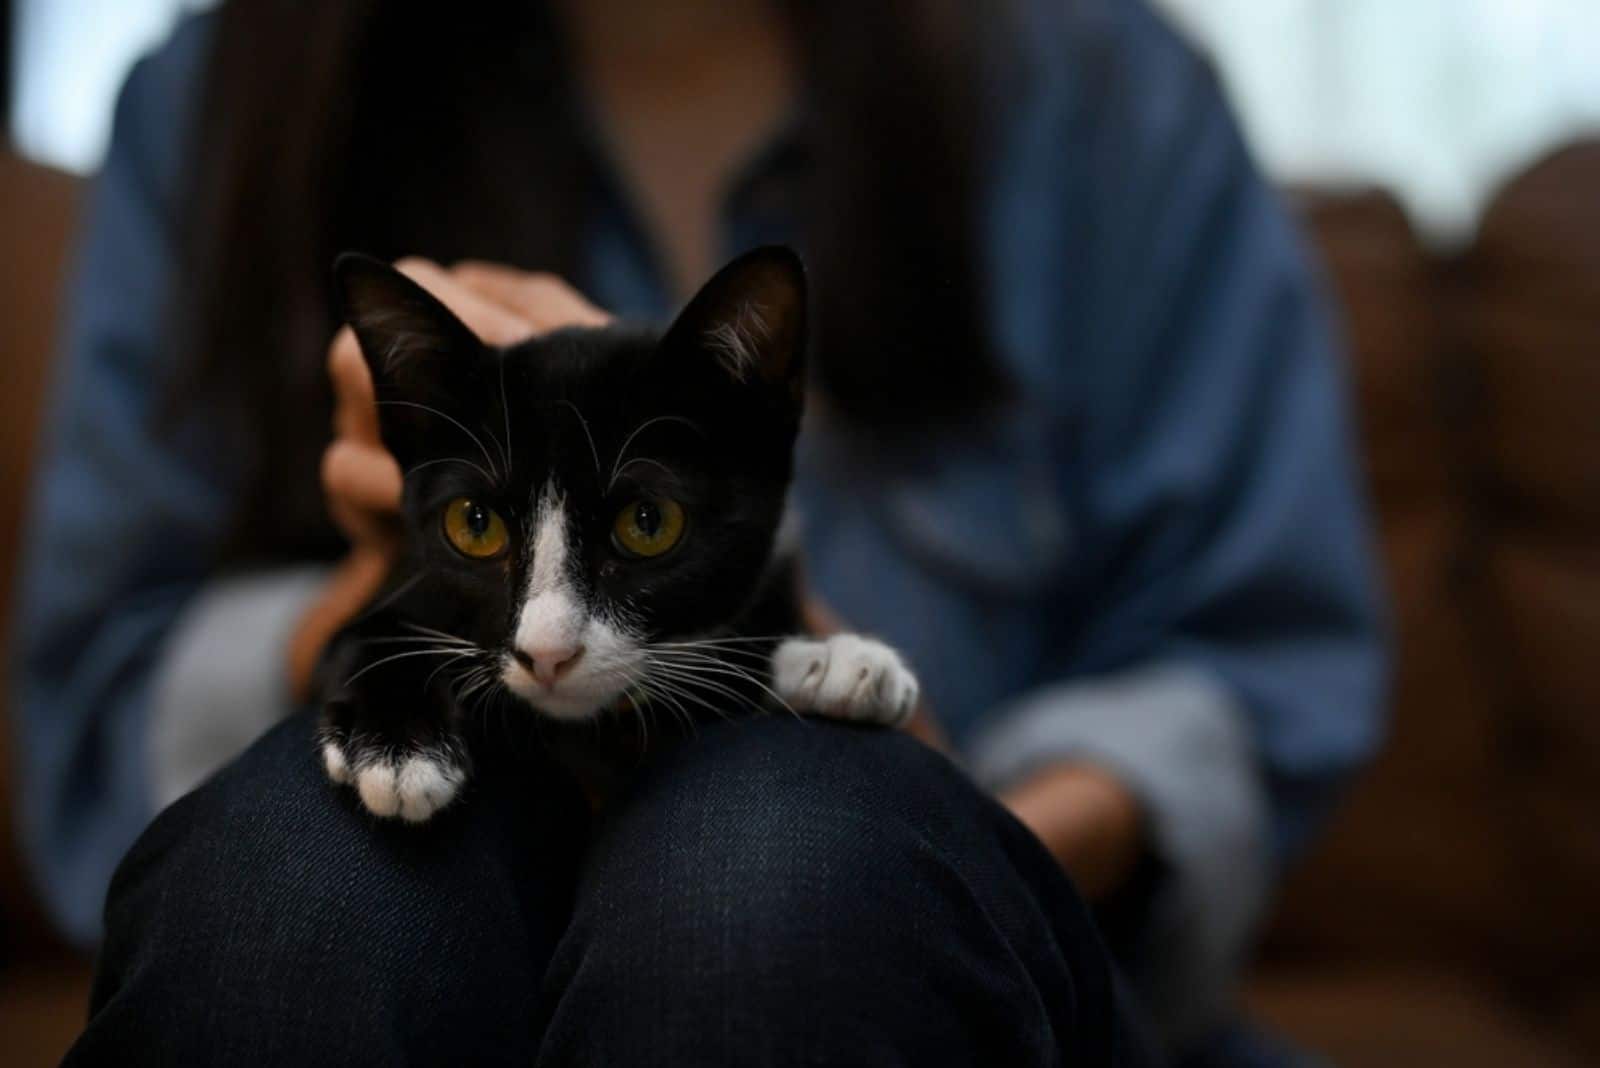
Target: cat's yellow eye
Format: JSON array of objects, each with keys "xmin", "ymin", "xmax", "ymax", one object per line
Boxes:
[
  {"xmin": 443, "ymin": 497, "xmax": 509, "ymax": 559},
  {"xmin": 612, "ymin": 498, "xmax": 686, "ymax": 558}
]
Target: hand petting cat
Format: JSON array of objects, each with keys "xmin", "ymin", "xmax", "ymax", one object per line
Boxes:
[{"xmin": 302, "ymin": 249, "xmax": 924, "ymax": 823}]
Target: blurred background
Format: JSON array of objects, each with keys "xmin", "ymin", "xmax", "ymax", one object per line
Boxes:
[{"xmin": 1, "ymin": 1, "xmax": 1597, "ymax": 1065}]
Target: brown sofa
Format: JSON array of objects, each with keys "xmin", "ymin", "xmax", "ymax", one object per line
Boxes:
[
  {"xmin": 0, "ymin": 147, "xmax": 93, "ymax": 1067},
  {"xmin": 1, "ymin": 143, "xmax": 1596, "ymax": 1066},
  {"xmin": 1248, "ymin": 148, "xmax": 1600, "ymax": 1065}
]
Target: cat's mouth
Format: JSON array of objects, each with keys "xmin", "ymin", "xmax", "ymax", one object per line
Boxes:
[{"xmin": 498, "ymin": 651, "xmax": 641, "ymax": 721}]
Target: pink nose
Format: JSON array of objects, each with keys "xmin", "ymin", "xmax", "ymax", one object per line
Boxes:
[{"xmin": 513, "ymin": 643, "xmax": 584, "ymax": 686}]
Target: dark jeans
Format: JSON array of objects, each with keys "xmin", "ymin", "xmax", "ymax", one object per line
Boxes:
[{"xmin": 67, "ymin": 713, "xmax": 1158, "ymax": 1066}]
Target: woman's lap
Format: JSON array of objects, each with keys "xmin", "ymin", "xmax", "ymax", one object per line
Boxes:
[
  {"xmin": 68, "ymin": 713, "xmax": 1155, "ymax": 1066},
  {"xmin": 72, "ymin": 711, "xmax": 585, "ymax": 1064}
]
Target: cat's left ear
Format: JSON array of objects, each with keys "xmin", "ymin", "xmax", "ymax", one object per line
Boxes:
[
  {"xmin": 334, "ymin": 253, "xmax": 485, "ymax": 390},
  {"xmin": 661, "ymin": 245, "xmax": 807, "ymax": 404}
]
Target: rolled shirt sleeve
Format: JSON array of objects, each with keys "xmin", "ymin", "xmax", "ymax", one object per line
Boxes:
[
  {"xmin": 148, "ymin": 567, "xmax": 328, "ymax": 810},
  {"xmin": 967, "ymin": 664, "xmax": 1269, "ymax": 1043}
]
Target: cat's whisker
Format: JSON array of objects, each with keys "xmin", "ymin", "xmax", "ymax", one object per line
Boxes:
[
  {"xmin": 449, "ymin": 666, "xmax": 480, "ymax": 695},
  {"xmin": 646, "ymin": 645, "xmax": 779, "ymax": 673},
  {"xmin": 424, "ymin": 649, "xmax": 487, "ymax": 691},
  {"xmin": 648, "ymin": 646, "xmax": 774, "ymax": 668},
  {"xmin": 642, "ymin": 656, "xmax": 793, "ymax": 719},
  {"xmin": 641, "ymin": 675, "xmax": 740, "ymax": 725},
  {"xmin": 377, "ymin": 400, "xmax": 502, "ymax": 482},
  {"xmin": 611, "ymin": 456, "xmax": 674, "ymax": 486},
  {"xmin": 630, "ymin": 671, "xmax": 694, "ymax": 722},
  {"xmin": 651, "ymin": 635, "xmax": 788, "ymax": 651},
  {"xmin": 645, "ymin": 647, "xmax": 776, "ymax": 675},
  {"xmin": 344, "ymin": 647, "xmax": 477, "ymax": 687},
  {"xmin": 467, "ymin": 665, "xmax": 506, "ymax": 701},
  {"xmin": 642, "ymin": 683, "xmax": 699, "ymax": 735},
  {"xmin": 637, "ymin": 676, "xmax": 717, "ymax": 728},
  {"xmin": 644, "ymin": 670, "xmax": 771, "ymax": 719},
  {"xmin": 354, "ymin": 570, "xmax": 426, "ymax": 621},
  {"xmin": 644, "ymin": 654, "xmax": 799, "ymax": 719},
  {"xmin": 498, "ymin": 353, "xmax": 515, "ymax": 477},
  {"xmin": 622, "ymin": 688, "xmax": 650, "ymax": 751},
  {"xmin": 405, "ymin": 455, "xmax": 498, "ymax": 486},
  {"xmin": 484, "ymin": 426, "xmax": 511, "ymax": 484},
  {"xmin": 363, "ymin": 634, "xmax": 478, "ymax": 648},
  {"xmin": 557, "ymin": 399, "xmax": 604, "ymax": 488},
  {"xmin": 649, "ymin": 645, "xmax": 774, "ymax": 671},
  {"xmin": 479, "ymin": 377, "xmax": 512, "ymax": 477},
  {"xmin": 650, "ymin": 678, "xmax": 756, "ymax": 721},
  {"xmin": 454, "ymin": 665, "xmax": 500, "ymax": 707},
  {"xmin": 607, "ymin": 414, "xmax": 705, "ymax": 492},
  {"xmin": 655, "ymin": 634, "xmax": 786, "ymax": 643},
  {"xmin": 399, "ymin": 622, "xmax": 482, "ymax": 646}
]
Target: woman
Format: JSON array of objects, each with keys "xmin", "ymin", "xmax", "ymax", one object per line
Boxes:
[{"xmin": 15, "ymin": 0, "xmax": 1385, "ymax": 1062}]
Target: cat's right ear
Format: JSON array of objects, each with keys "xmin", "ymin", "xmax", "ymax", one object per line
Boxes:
[
  {"xmin": 333, "ymin": 253, "xmax": 487, "ymax": 464},
  {"xmin": 660, "ymin": 246, "xmax": 807, "ymax": 408}
]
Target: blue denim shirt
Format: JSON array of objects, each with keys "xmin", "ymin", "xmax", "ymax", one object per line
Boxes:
[{"xmin": 12, "ymin": 0, "xmax": 1385, "ymax": 1048}]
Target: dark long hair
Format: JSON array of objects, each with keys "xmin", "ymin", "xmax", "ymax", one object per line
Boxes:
[{"xmin": 175, "ymin": 0, "xmax": 1008, "ymax": 565}]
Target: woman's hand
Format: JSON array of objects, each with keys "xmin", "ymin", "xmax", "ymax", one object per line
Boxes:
[
  {"xmin": 999, "ymin": 762, "xmax": 1145, "ymax": 901},
  {"xmin": 286, "ymin": 259, "xmax": 610, "ymax": 700}
]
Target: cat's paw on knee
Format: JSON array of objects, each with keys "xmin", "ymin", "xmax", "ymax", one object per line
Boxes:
[
  {"xmin": 320, "ymin": 736, "xmax": 465, "ymax": 823},
  {"xmin": 772, "ymin": 635, "xmax": 919, "ymax": 727}
]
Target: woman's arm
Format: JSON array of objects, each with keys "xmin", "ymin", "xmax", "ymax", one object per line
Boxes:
[
  {"xmin": 970, "ymin": 2, "xmax": 1387, "ymax": 1044},
  {"xmin": 999, "ymin": 762, "xmax": 1143, "ymax": 901}
]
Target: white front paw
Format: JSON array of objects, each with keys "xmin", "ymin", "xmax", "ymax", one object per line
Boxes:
[
  {"xmin": 322, "ymin": 741, "xmax": 465, "ymax": 823},
  {"xmin": 772, "ymin": 635, "xmax": 919, "ymax": 726}
]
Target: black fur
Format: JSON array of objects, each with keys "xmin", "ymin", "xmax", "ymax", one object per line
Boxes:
[{"xmin": 316, "ymin": 247, "xmax": 809, "ymax": 796}]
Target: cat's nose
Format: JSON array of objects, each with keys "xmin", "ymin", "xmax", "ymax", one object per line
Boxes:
[{"xmin": 512, "ymin": 643, "xmax": 585, "ymax": 686}]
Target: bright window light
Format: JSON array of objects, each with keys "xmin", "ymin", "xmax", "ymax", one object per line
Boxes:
[
  {"xmin": 10, "ymin": 0, "xmax": 1600, "ymax": 242},
  {"xmin": 9, "ymin": 0, "xmax": 215, "ymax": 174},
  {"xmin": 1154, "ymin": 0, "xmax": 1600, "ymax": 242}
]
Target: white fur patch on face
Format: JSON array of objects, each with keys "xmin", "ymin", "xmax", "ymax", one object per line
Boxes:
[
  {"xmin": 512, "ymin": 488, "xmax": 585, "ymax": 659},
  {"xmin": 501, "ymin": 482, "xmax": 646, "ymax": 720},
  {"xmin": 512, "ymin": 482, "xmax": 584, "ymax": 662},
  {"xmin": 524, "ymin": 481, "xmax": 572, "ymax": 601}
]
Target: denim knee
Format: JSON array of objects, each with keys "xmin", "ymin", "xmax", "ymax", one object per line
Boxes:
[
  {"xmin": 78, "ymin": 714, "xmax": 583, "ymax": 1066},
  {"xmin": 536, "ymin": 718, "xmax": 1103, "ymax": 1065}
]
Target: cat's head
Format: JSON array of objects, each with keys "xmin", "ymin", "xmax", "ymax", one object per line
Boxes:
[{"xmin": 335, "ymin": 247, "xmax": 806, "ymax": 720}]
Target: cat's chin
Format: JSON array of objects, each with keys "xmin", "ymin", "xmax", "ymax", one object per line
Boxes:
[
  {"xmin": 498, "ymin": 662, "xmax": 627, "ymax": 722},
  {"xmin": 511, "ymin": 690, "xmax": 615, "ymax": 721}
]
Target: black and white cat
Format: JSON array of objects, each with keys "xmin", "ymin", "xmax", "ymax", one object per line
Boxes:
[{"xmin": 318, "ymin": 247, "xmax": 918, "ymax": 822}]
